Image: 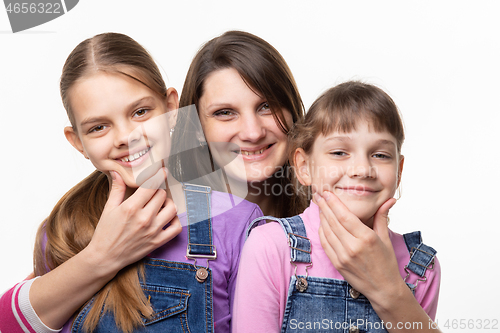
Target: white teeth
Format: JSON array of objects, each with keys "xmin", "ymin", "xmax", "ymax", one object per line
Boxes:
[
  {"xmin": 241, "ymin": 148, "xmax": 266, "ymax": 156},
  {"xmin": 120, "ymin": 148, "xmax": 149, "ymax": 162}
]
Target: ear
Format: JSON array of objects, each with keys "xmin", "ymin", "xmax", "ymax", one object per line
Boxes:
[
  {"xmin": 165, "ymin": 88, "xmax": 179, "ymax": 130},
  {"xmin": 167, "ymin": 109, "xmax": 178, "ymax": 130},
  {"xmin": 165, "ymin": 87, "xmax": 179, "ymax": 112},
  {"xmin": 397, "ymin": 155, "xmax": 404, "ymax": 187},
  {"xmin": 64, "ymin": 126, "xmax": 88, "ymax": 159},
  {"xmin": 294, "ymin": 148, "xmax": 312, "ymax": 186}
]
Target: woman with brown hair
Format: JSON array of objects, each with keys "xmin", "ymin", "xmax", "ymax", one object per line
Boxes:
[{"xmin": 170, "ymin": 30, "xmax": 306, "ymax": 218}]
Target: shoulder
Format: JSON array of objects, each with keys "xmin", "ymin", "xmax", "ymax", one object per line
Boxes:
[
  {"xmin": 244, "ymin": 219, "xmax": 290, "ymax": 261},
  {"xmin": 211, "ymin": 191, "xmax": 262, "ymax": 220},
  {"xmin": 210, "ymin": 191, "xmax": 263, "ymax": 232},
  {"xmin": 238, "ymin": 219, "xmax": 292, "ymax": 290},
  {"xmin": 389, "ymin": 229, "xmax": 440, "ymax": 273},
  {"xmin": 209, "ymin": 191, "xmax": 263, "ymax": 251},
  {"xmin": 389, "ymin": 229, "xmax": 441, "ymax": 318}
]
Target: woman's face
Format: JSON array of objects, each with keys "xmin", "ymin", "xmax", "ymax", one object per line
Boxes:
[
  {"xmin": 64, "ymin": 72, "xmax": 178, "ymax": 188},
  {"xmin": 198, "ymin": 67, "xmax": 292, "ymax": 184}
]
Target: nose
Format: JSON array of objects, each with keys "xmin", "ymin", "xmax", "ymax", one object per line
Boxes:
[
  {"xmin": 347, "ymin": 155, "xmax": 376, "ymax": 179},
  {"xmin": 114, "ymin": 121, "xmax": 142, "ymax": 147},
  {"xmin": 238, "ymin": 113, "xmax": 266, "ymax": 142}
]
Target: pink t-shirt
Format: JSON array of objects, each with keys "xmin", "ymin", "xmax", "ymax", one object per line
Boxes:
[{"xmin": 232, "ymin": 201, "xmax": 441, "ymax": 332}]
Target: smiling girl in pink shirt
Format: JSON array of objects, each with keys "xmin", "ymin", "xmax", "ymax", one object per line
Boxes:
[{"xmin": 233, "ymin": 81, "xmax": 441, "ymax": 333}]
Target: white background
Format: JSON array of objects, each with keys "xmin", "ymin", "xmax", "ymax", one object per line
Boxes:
[{"xmin": 1, "ymin": 1, "xmax": 499, "ymax": 330}]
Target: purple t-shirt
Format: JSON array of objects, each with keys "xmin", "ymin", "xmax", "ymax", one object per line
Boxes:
[{"xmin": 52, "ymin": 191, "xmax": 261, "ymax": 333}]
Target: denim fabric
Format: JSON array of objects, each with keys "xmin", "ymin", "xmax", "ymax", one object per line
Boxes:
[
  {"xmin": 71, "ymin": 184, "xmax": 215, "ymax": 333},
  {"xmin": 248, "ymin": 215, "xmax": 311, "ymax": 263},
  {"xmin": 184, "ymin": 184, "xmax": 216, "ymax": 257},
  {"xmin": 72, "ymin": 260, "xmax": 213, "ymax": 333},
  {"xmin": 282, "ymin": 276, "xmax": 386, "ymax": 333},
  {"xmin": 403, "ymin": 232, "xmax": 437, "ymax": 277},
  {"xmin": 257, "ymin": 215, "xmax": 437, "ymax": 333}
]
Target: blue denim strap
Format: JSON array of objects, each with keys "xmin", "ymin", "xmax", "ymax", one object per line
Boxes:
[
  {"xmin": 183, "ymin": 183, "xmax": 216, "ymax": 259},
  {"xmin": 247, "ymin": 215, "xmax": 311, "ymax": 264},
  {"xmin": 403, "ymin": 231, "xmax": 437, "ymax": 277}
]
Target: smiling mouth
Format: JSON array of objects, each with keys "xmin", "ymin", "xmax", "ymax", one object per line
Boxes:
[
  {"xmin": 334, "ymin": 186, "xmax": 379, "ymax": 195},
  {"xmin": 119, "ymin": 147, "xmax": 151, "ymax": 162},
  {"xmin": 239, "ymin": 144, "xmax": 273, "ymax": 156}
]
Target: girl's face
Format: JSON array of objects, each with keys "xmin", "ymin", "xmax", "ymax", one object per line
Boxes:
[
  {"xmin": 198, "ymin": 67, "xmax": 292, "ymax": 184},
  {"xmin": 64, "ymin": 72, "xmax": 178, "ymax": 188},
  {"xmin": 295, "ymin": 120, "xmax": 404, "ymax": 227}
]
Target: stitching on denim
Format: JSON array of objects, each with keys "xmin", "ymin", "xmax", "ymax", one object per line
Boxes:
[
  {"xmin": 145, "ymin": 260, "xmax": 197, "ymax": 272},
  {"xmin": 71, "ymin": 298, "xmax": 94, "ymax": 332},
  {"xmin": 143, "ymin": 291, "xmax": 189, "ymax": 324},
  {"xmin": 183, "ymin": 311, "xmax": 191, "ymax": 333},
  {"xmin": 206, "ymin": 190, "xmax": 212, "ymax": 249},
  {"xmin": 205, "ymin": 276, "xmax": 209, "ymax": 332}
]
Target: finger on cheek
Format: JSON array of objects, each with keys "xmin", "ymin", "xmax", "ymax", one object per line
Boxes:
[
  {"xmin": 313, "ymin": 192, "xmax": 323, "ymax": 205},
  {"xmin": 321, "ymin": 191, "xmax": 331, "ymax": 201}
]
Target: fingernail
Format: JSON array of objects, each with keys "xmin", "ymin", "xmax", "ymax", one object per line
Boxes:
[
  {"xmin": 322, "ymin": 191, "xmax": 330, "ymax": 200},
  {"xmin": 314, "ymin": 192, "xmax": 322, "ymax": 202},
  {"xmin": 110, "ymin": 171, "xmax": 116, "ymax": 181}
]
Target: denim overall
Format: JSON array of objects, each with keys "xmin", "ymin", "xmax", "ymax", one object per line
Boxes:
[
  {"xmin": 72, "ymin": 184, "xmax": 216, "ymax": 333},
  {"xmin": 248, "ymin": 215, "xmax": 437, "ymax": 333}
]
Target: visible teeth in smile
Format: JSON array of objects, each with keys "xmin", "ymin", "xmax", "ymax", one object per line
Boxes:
[
  {"xmin": 120, "ymin": 148, "xmax": 150, "ymax": 162},
  {"xmin": 241, "ymin": 147, "xmax": 266, "ymax": 156}
]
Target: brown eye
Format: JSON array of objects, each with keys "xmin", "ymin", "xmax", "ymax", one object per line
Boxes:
[
  {"xmin": 134, "ymin": 108, "xmax": 149, "ymax": 117},
  {"xmin": 89, "ymin": 125, "xmax": 106, "ymax": 133},
  {"xmin": 330, "ymin": 151, "xmax": 347, "ymax": 156},
  {"xmin": 373, "ymin": 153, "xmax": 391, "ymax": 159},
  {"xmin": 213, "ymin": 109, "xmax": 235, "ymax": 117}
]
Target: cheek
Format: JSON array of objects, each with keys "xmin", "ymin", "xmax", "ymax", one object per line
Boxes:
[
  {"xmin": 380, "ymin": 167, "xmax": 400, "ymax": 193},
  {"xmin": 310, "ymin": 163, "xmax": 342, "ymax": 191},
  {"xmin": 201, "ymin": 119, "xmax": 229, "ymax": 143},
  {"xmin": 84, "ymin": 142, "xmax": 107, "ymax": 163}
]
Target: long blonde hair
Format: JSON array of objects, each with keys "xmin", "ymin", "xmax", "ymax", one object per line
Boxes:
[{"xmin": 33, "ymin": 32, "xmax": 168, "ymax": 332}]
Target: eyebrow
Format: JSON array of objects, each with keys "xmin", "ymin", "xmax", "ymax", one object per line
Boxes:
[
  {"xmin": 375, "ymin": 139, "xmax": 396, "ymax": 148},
  {"xmin": 203, "ymin": 103, "xmax": 233, "ymax": 111},
  {"xmin": 80, "ymin": 116, "xmax": 107, "ymax": 128},
  {"xmin": 79, "ymin": 96, "xmax": 157, "ymax": 128},
  {"xmin": 323, "ymin": 136, "xmax": 351, "ymax": 143},
  {"xmin": 202, "ymin": 98, "xmax": 267, "ymax": 113},
  {"xmin": 324, "ymin": 136, "xmax": 396, "ymax": 148}
]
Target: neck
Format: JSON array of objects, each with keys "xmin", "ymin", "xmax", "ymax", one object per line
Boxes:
[{"xmin": 245, "ymin": 177, "xmax": 281, "ymax": 216}]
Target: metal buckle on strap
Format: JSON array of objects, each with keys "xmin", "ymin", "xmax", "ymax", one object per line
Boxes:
[
  {"xmin": 287, "ymin": 233, "xmax": 312, "ymax": 254},
  {"xmin": 410, "ymin": 247, "xmax": 435, "ymax": 269},
  {"xmin": 186, "ymin": 244, "xmax": 217, "ymax": 260},
  {"xmin": 182, "ymin": 183, "xmax": 212, "ymax": 193},
  {"xmin": 292, "ymin": 261, "xmax": 313, "ymax": 292},
  {"xmin": 404, "ymin": 266, "xmax": 427, "ymax": 291}
]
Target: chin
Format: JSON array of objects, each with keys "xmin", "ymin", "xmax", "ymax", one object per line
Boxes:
[{"xmin": 341, "ymin": 202, "xmax": 378, "ymax": 224}]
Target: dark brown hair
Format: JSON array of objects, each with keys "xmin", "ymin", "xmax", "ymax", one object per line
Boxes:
[
  {"xmin": 171, "ymin": 30, "xmax": 306, "ymax": 217},
  {"xmin": 34, "ymin": 32, "xmax": 167, "ymax": 332},
  {"xmin": 289, "ymin": 81, "xmax": 405, "ymax": 198}
]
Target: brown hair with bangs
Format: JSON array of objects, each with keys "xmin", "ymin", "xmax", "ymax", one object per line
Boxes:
[
  {"xmin": 170, "ymin": 30, "xmax": 306, "ymax": 217},
  {"xmin": 289, "ymin": 81, "xmax": 405, "ymax": 197}
]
